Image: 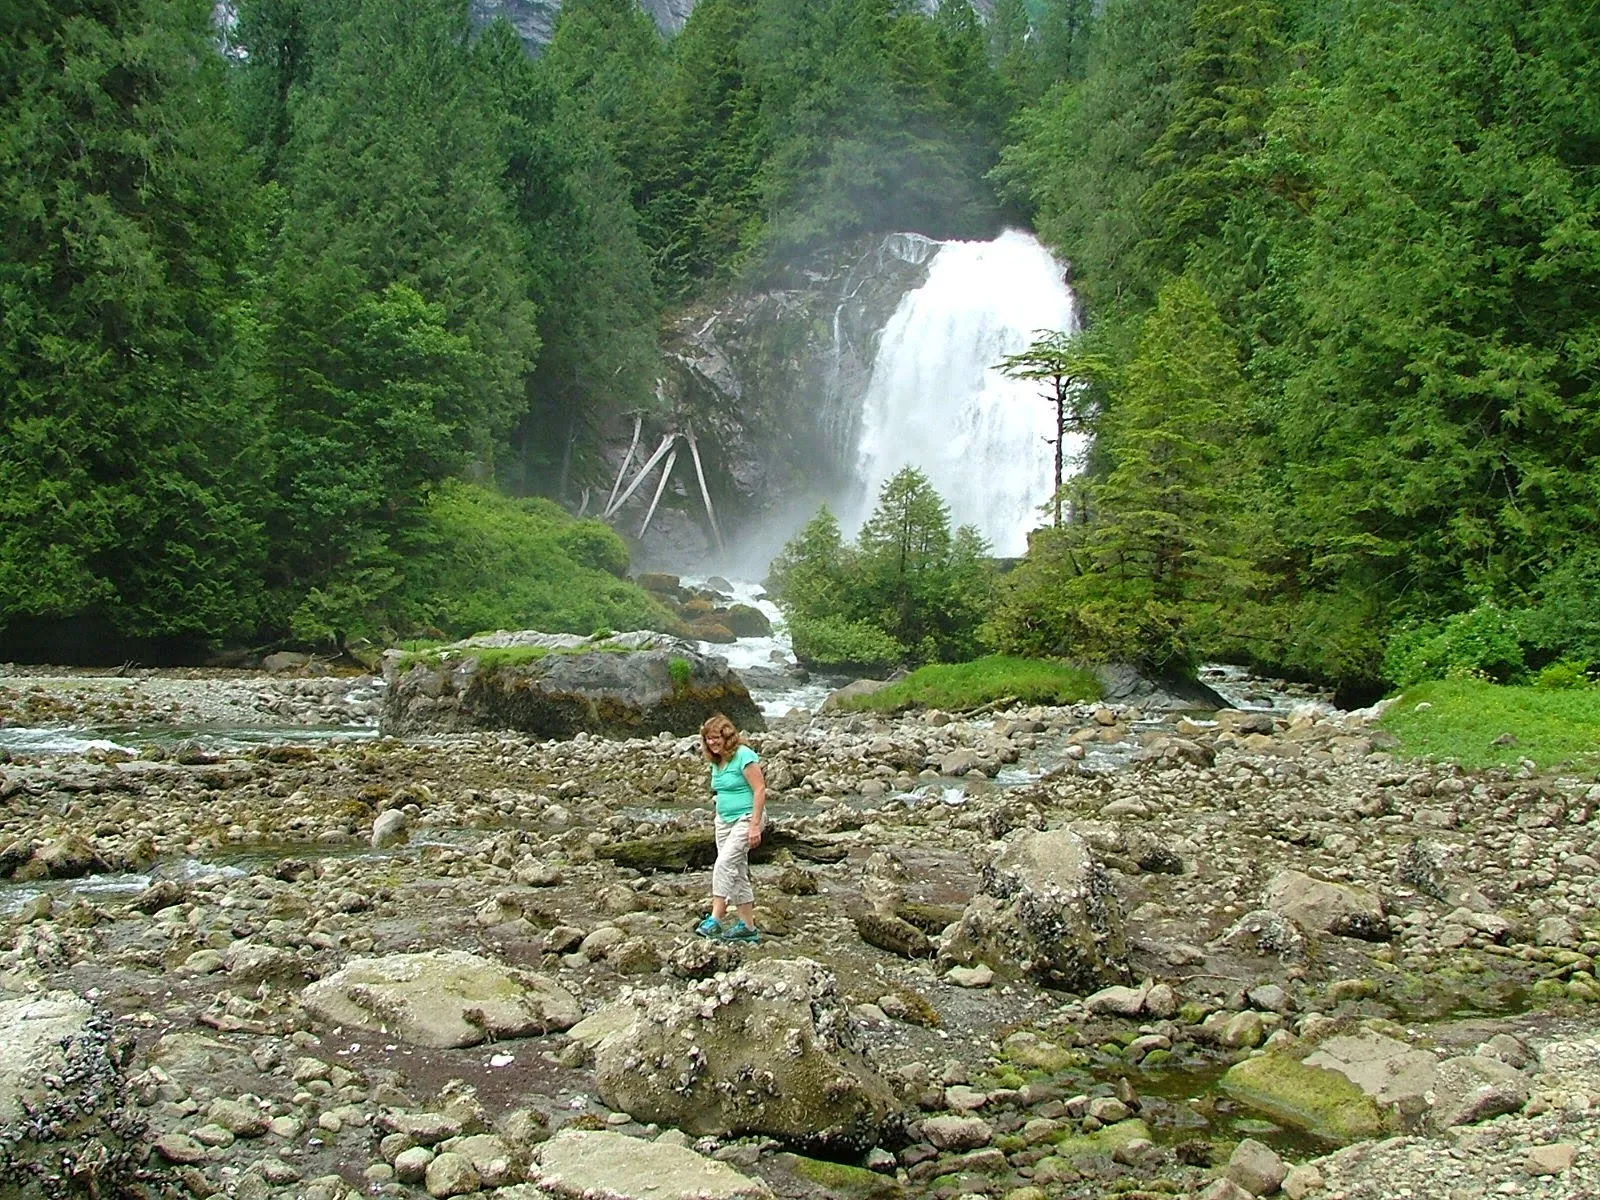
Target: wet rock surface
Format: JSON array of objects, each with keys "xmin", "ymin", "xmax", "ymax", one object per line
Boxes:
[
  {"xmin": 380, "ymin": 630, "xmax": 764, "ymax": 738},
  {"xmin": 0, "ymin": 669, "xmax": 1597, "ymax": 1198}
]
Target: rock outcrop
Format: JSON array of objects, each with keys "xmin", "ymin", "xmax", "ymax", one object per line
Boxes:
[
  {"xmin": 940, "ymin": 827, "xmax": 1131, "ymax": 991},
  {"xmin": 380, "ymin": 630, "xmax": 763, "ymax": 738},
  {"xmin": 568, "ymin": 957, "xmax": 899, "ymax": 1153},
  {"xmin": 300, "ymin": 950, "xmax": 581, "ymax": 1048}
]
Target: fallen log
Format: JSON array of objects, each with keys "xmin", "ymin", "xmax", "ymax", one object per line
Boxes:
[{"xmin": 600, "ymin": 825, "xmax": 850, "ymax": 872}]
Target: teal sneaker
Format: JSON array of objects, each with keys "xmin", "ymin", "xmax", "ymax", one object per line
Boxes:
[
  {"xmin": 718, "ymin": 919, "xmax": 760, "ymax": 943},
  {"xmin": 694, "ymin": 915, "xmax": 724, "ymax": 939}
]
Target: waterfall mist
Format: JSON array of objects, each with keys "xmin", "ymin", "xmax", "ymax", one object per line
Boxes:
[{"xmin": 844, "ymin": 229, "xmax": 1079, "ymax": 557}]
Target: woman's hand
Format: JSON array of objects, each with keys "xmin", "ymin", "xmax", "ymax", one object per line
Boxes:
[{"xmin": 745, "ymin": 762, "xmax": 766, "ymax": 849}]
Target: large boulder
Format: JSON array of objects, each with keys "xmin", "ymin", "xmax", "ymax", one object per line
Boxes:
[
  {"xmin": 0, "ymin": 991, "xmax": 164, "ymax": 1198},
  {"xmin": 517, "ymin": 1130, "xmax": 774, "ymax": 1200},
  {"xmin": 380, "ymin": 630, "xmax": 763, "ymax": 738},
  {"xmin": 300, "ymin": 950, "xmax": 581, "ymax": 1048},
  {"xmin": 567, "ymin": 957, "xmax": 899, "ymax": 1154},
  {"xmin": 1264, "ymin": 870, "xmax": 1389, "ymax": 941},
  {"xmin": 940, "ymin": 827, "xmax": 1130, "ymax": 992}
]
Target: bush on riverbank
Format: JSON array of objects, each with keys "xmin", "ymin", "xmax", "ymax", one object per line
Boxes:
[
  {"xmin": 768, "ymin": 472, "xmax": 992, "ymax": 670},
  {"xmin": 292, "ymin": 481, "xmax": 674, "ymax": 648},
  {"xmin": 1380, "ymin": 679, "xmax": 1600, "ymax": 771},
  {"xmin": 831, "ymin": 656, "xmax": 1101, "ymax": 713}
]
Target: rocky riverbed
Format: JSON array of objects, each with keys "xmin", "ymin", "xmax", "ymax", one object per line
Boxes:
[{"xmin": 0, "ymin": 669, "xmax": 1595, "ymax": 1200}]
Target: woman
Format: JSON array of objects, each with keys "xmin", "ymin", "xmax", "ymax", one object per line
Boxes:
[{"xmin": 695, "ymin": 712, "xmax": 765, "ymax": 942}]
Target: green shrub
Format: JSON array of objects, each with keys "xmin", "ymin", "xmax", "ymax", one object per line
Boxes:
[
  {"xmin": 835, "ymin": 656, "xmax": 1101, "ymax": 712},
  {"xmin": 1518, "ymin": 550, "xmax": 1600, "ymax": 667},
  {"xmin": 1381, "ymin": 601, "xmax": 1525, "ymax": 686},
  {"xmin": 393, "ymin": 481, "xmax": 674, "ymax": 640},
  {"xmin": 789, "ymin": 615, "xmax": 906, "ymax": 671},
  {"xmin": 668, "ymin": 656, "xmax": 692, "ymax": 692},
  {"xmin": 1534, "ymin": 660, "xmax": 1595, "ymax": 690}
]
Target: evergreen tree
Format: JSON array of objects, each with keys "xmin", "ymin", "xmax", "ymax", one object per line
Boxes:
[
  {"xmin": 476, "ymin": 20, "xmax": 660, "ymax": 498},
  {"xmin": 256, "ymin": 0, "xmax": 538, "ymax": 633},
  {"xmin": 0, "ymin": 0, "xmax": 265, "ymax": 641},
  {"xmin": 1084, "ymin": 278, "xmax": 1258, "ymax": 603}
]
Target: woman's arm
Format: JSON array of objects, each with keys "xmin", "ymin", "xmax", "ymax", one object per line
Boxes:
[{"xmin": 744, "ymin": 762, "xmax": 766, "ymax": 848}]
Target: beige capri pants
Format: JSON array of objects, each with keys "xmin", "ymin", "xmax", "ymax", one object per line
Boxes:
[{"xmin": 712, "ymin": 816, "xmax": 755, "ymax": 906}]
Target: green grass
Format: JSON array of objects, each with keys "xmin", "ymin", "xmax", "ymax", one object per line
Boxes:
[
  {"xmin": 835, "ymin": 655, "xmax": 1101, "ymax": 713},
  {"xmin": 1380, "ymin": 679, "xmax": 1600, "ymax": 770},
  {"xmin": 395, "ymin": 642, "xmax": 641, "ymax": 672}
]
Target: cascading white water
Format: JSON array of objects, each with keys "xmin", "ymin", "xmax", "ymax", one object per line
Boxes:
[{"xmin": 849, "ymin": 229, "xmax": 1079, "ymax": 557}]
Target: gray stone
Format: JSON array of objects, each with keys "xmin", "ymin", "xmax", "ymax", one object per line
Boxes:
[
  {"xmin": 1525, "ymin": 1143, "xmax": 1577, "ymax": 1175},
  {"xmin": 1085, "ymin": 982, "xmax": 1149, "ymax": 1017},
  {"xmin": 570, "ymin": 957, "xmax": 898, "ymax": 1154},
  {"xmin": 372, "ymin": 809, "xmax": 409, "ymax": 849},
  {"xmin": 1281, "ymin": 1163, "xmax": 1325, "ymax": 1199},
  {"xmin": 941, "ymin": 827, "xmax": 1129, "ymax": 992},
  {"xmin": 394, "ymin": 1146, "xmax": 435, "ymax": 1183},
  {"xmin": 301, "ymin": 950, "xmax": 581, "ymax": 1048},
  {"xmin": 524, "ymin": 1129, "xmax": 775, "ymax": 1199},
  {"xmin": 921, "ymin": 1115, "xmax": 993, "ymax": 1150},
  {"xmin": 1264, "ymin": 870, "xmax": 1388, "ymax": 940},
  {"xmin": 1427, "ymin": 1054, "xmax": 1528, "ymax": 1129},
  {"xmin": 0, "ymin": 992, "xmax": 152, "ymax": 1192},
  {"xmin": 1303, "ymin": 1031, "xmax": 1439, "ymax": 1118},
  {"xmin": 424, "ymin": 1151, "xmax": 480, "ymax": 1198},
  {"xmin": 382, "ymin": 634, "xmax": 763, "ymax": 738},
  {"xmin": 1225, "ymin": 1137, "xmax": 1287, "ymax": 1195},
  {"xmin": 208, "ymin": 1097, "xmax": 271, "ymax": 1138}
]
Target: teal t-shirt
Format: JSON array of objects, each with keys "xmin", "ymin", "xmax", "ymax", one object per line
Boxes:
[{"xmin": 711, "ymin": 745, "xmax": 760, "ymax": 821}]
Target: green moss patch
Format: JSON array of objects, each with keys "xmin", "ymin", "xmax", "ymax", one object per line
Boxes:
[
  {"xmin": 1220, "ymin": 1054, "xmax": 1385, "ymax": 1144},
  {"xmin": 1050, "ymin": 1117, "xmax": 1153, "ymax": 1161},
  {"xmin": 777, "ymin": 1153, "xmax": 904, "ymax": 1198}
]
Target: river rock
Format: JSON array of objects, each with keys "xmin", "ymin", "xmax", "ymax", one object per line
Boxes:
[
  {"xmin": 300, "ymin": 950, "xmax": 581, "ymax": 1048},
  {"xmin": 568, "ymin": 957, "xmax": 899, "ymax": 1153},
  {"xmin": 1426, "ymin": 1054, "xmax": 1528, "ymax": 1130},
  {"xmin": 1224, "ymin": 1138, "xmax": 1287, "ymax": 1196},
  {"xmin": 0, "ymin": 991, "xmax": 159, "ymax": 1198},
  {"xmin": 1264, "ymin": 870, "xmax": 1389, "ymax": 940},
  {"xmin": 1220, "ymin": 1051, "xmax": 1387, "ymax": 1144},
  {"xmin": 14, "ymin": 833, "xmax": 103, "ymax": 881},
  {"xmin": 380, "ymin": 631, "xmax": 763, "ymax": 738},
  {"xmin": 371, "ymin": 809, "xmax": 409, "ymax": 848},
  {"xmin": 521, "ymin": 1129, "xmax": 774, "ymax": 1199},
  {"xmin": 940, "ymin": 827, "xmax": 1130, "ymax": 991},
  {"xmin": 1302, "ymin": 1030, "xmax": 1439, "ymax": 1123},
  {"xmin": 821, "ymin": 678, "xmax": 893, "ymax": 712}
]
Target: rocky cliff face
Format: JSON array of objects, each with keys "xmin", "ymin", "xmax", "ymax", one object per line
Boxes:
[
  {"xmin": 603, "ymin": 233, "xmax": 940, "ymax": 569},
  {"xmin": 469, "ymin": 0, "xmax": 697, "ymax": 48}
]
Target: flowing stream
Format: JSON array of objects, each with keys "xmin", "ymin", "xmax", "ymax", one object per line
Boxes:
[{"xmin": 847, "ymin": 229, "xmax": 1079, "ymax": 557}]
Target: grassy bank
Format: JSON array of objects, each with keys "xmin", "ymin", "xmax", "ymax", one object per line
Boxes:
[
  {"xmin": 835, "ymin": 656, "xmax": 1101, "ymax": 714},
  {"xmin": 1379, "ymin": 679, "xmax": 1600, "ymax": 771}
]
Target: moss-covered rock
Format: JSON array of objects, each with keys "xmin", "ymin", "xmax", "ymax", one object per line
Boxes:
[
  {"xmin": 1049, "ymin": 1117, "xmax": 1153, "ymax": 1161},
  {"xmin": 771, "ymin": 1153, "xmax": 903, "ymax": 1199},
  {"xmin": 1220, "ymin": 1053, "xmax": 1387, "ymax": 1144}
]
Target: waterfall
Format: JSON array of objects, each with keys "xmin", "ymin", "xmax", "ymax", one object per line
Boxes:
[{"xmin": 848, "ymin": 229, "xmax": 1079, "ymax": 558}]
